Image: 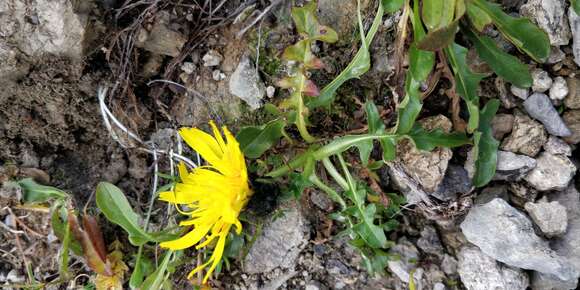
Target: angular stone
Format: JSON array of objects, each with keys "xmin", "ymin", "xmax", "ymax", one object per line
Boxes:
[
  {"xmin": 458, "ymin": 246, "xmax": 529, "ymax": 290},
  {"xmin": 525, "ymin": 199, "xmax": 568, "ymax": 237},
  {"xmin": 493, "ymin": 151, "xmax": 537, "ymax": 181},
  {"xmin": 524, "ymin": 152, "xmax": 576, "ymax": 191},
  {"xmin": 510, "ymin": 85, "xmax": 529, "ymax": 100},
  {"xmin": 520, "ymin": 0, "xmax": 571, "ymax": 46},
  {"xmin": 417, "ymin": 225, "xmax": 444, "ymax": 257},
  {"xmin": 523, "ymin": 93, "xmax": 571, "ymax": 137},
  {"xmin": 202, "ymin": 49, "xmax": 223, "ymax": 67},
  {"xmin": 136, "ymin": 11, "xmax": 186, "ymax": 57},
  {"xmin": 569, "ymin": 8, "xmax": 580, "ymax": 66},
  {"xmin": 244, "ymin": 203, "xmax": 308, "ymax": 273},
  {"xmin": 544, "ymin": 136, "xmax": 572, "ymax": 156},
  {"xmin": 563, "ymin": 109, "xmax": 580, "ymax": 144},
  {"xmin": 229, "ymin": 56, "xmax": 266, "ymax": 110},
  {"xmin": 549, "ymin": 76, "xmax": 569, "ymax": 103},
  {"xmin": 460, "ymin": 198, "xmax": 578, "ymax": 281},
  {"xmin": 530, "ymin": 69, "xmax": 553, "ymax": 93},
  {"xmin": 501, "ymin": 112, "xmax": 547, "ymax": 156},
  {"xmin": 491, "ymin": 114, "xmax": 514, "ymax": 140},
  {"xmin": 564, "ymin": 76, "xmax": 580, "ymax": 109}
]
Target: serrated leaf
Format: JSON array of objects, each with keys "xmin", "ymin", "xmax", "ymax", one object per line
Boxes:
[
  {"xmin": 409, "ymin": 0, "xmax": 435, "ymax": 81},
  {"xmin": 445, "ymin": 42, "xmax": 485, "ymax": 133},
  {"xmin": 465, "ymin": 28, "xmax": 532, "ymax": 88},
  {"xmin": 291, "ymin": 1, "xmax": 338, "ymax": 42},
  {"xmin": 236, "ymin": 118, "xmax": 286, "ymax": 159},
  {"xmin": 472, "ymin": 99, "xmax": 500, "ymax": 187},
  {"xmin": 382, "ymin": 0, "xmax": 404, "ymax": 13},
  {"xmin": 395, "ymin": 74, "xmax": 423, "ymax": 134},
  {"xmin": 95, "ymin": 182, "xmax": 155, "ymax": 246},
  {"xmin": 308, "ymin": 1, "xmax": 384, "ymax": 108},
  {"xmin": 407, "ymin": 125, "xmax": 471, "ymax": 151},
  {"xmin": 472, "ymin": 0, "xmax": 550, "ymax": 62},
  {"xmin": 422, "ymin": 0, "xmax": 455, "ymax": 30},
  {"xmin": 466, "ymin": 2, "xmax": 492, "ymax": 31},
  {"xmin": 18, "ymin": 178, "xmax": 67, "ymax": 203}
]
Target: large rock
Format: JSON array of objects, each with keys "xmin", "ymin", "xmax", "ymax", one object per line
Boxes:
[
  {"xmin": 460, "ymin": 198, "xmax": 578, "ymax": 281},
  {"xmin": 243, "ymin": 203, "xmax": 308, "ymax": 274},
  {"xmin": 520, "ymin": 0, "xmax": 571, "ymax": 46},
  {"xmin": 523, "ymin": 93, "xmax": 571, "ymax": 137},
  {"xmin": 569, "ymin": 8, "xmax": 580, "ymax": 66},
  {"xmin": 525, "ymin": 199, "xmax": 568, "ymax": 237},
  {"xmin": 229, "ymin": 56, "xmax": 266, "ymax": 110},
  {"xmin": 533, "ymin": 185, "xmax": 580, "ymax": 289},
  {"xmin": 563, "ymin": 109, "xmax": 580, "ymax": 144},
  {"xmin": 458, "ymin": 246, "xmax": 529, "ymax": 290},
  {"xmin": 493, "ymin": 151, "xmax": 537, "ymax": 181},
  {"xmin": 0, "ymin": 0, "xmax": 87, "ymax": 58},
  {"xmin": 501, "ymin": 111, "xmax": 547, "ymax": 156},
  {"xmin": 524, "ymin": 152, "xmax": 576, "ymax": 191}
]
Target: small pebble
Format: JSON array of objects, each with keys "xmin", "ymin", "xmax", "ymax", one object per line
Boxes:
[
  {"xmin": 532, "ymin": 69, "xmax": 553, "ymax": 93},
  {"xmin": 266, "ymin": 85, "xmax": 276, "ymax": 98},
  {"xmin": 202, "ymin": 49, "xmax": 223, "ymax": 67},
  {"xmin": 549, "ymin": 76, "xmax": 569, "ymax": 103},
  {"xmin": 181, "ymin": 62, "xmax": 195, "ymax": 74},
  {"xmin": 212, "ymin": 69, "xmax": 225, "ymax": 81}
]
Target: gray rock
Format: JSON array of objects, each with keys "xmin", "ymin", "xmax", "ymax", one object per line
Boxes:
[
  {"xmin": 544, "ymin": 136, "xmax": 572, "ymax": 156},
  {"xmin": 432, "ymin": 282, "xmax": 446, "ymax": 290},
  {"xmin": 229, "ymin": 56, "xmax": 266, "ymax": 110},
  {"xmin": 525, "ymin": 199, "xmax": 568, "ymax": 237},
  {"xmin": 564, "ymin": 76, "xmax": 580, "ymax": 109},
  {"xmin": 563, "ymin": 109, "xmax": 580, "ymax": 144},
  {"xmin": 569, "ymin": 8, "xmax": 580, "ymax": 66},
  {"xmin": 520, "ymin": 0, "xmax": 571, "ymax": 46},
  {"xmin": 202, "ymin": 50, "xmax": 223, "ymax": 67},
  {"xmin": 531, "ymin": 69, "xmax": 554, "ymax": 93},
  {"xmin": 388, "ymin": 162, "xmax": 432, "ymax": 205},
  {"xmin": 523, "ymin": 93, "xmax": 571, "ymax": 137},
  {"xmin": 441, "ymin": 254, "xmax": 458, "ymax": 275},
  {"xmin": 136, "ymin": 11, "xmax": 186, "ymax": 57},
  {"xmin": 510, "ymin": 85, "xmax": 529, "ymax": 100},
  {"xmin": 491, "ymin": 113, "xmax": 515, "ymax": 140},
  {"xmin": 387, "ymin": 238, "xmax": 424, "ymax": 287},
  {"xmin": 501, "ymin": 112, "xmax": 548, "ymax": 156},
  {"xmin": 244, "ymin": 202, "xmax": 308, "ymax": 273},
  {"xmin": 476, "ymin": 185, "xmax": 509, "ymax": 205},
  {"xmin": 549, "ymin": 76, "xmax": 569, "ymax": 103},
  {"xmin": 432, "ymin": 164, "xmax": 472, "ymax": 201},
  {"xmin": 493, "ymin": 151, "xmax": 537, "ymax": 181},
  {"xmin": 417, "ymin": 225, "xmax": 444, "ymax": 256},
  {"xmin": 547, "ymin": 46, "xmax": 566, "ymax": 64},
  {"xmin": 458, "ymin": 246, "xmax": 529, "ymax": 290},
  {"xmin": 531, "ymin": 271, "xmax": 578, "ymax": 290},
  {"xmin": 508, "ymin": 183, "xmax": 538, "ymax": 207},
  {"xmin": 460, "ymin": 198, "xmax": 579, "ymax": 281},
  {"xmin": 524, "ymin": 152, "xmax": 576, "ymax": 191}
]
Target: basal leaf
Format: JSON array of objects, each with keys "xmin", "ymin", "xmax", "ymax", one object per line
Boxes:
[
  {"xmin": 416, "ymin": 20, "xmax": 459, "ymax": 51},
  {"xmin": 445, "ymin": 42, "xmax": 485, "ymax": 133},
  {"xmin": 409, "ymin": 0, "xmax": 435, "ymax": 81},
  {"xmin": 18, "ymin": 178, "xmax": 67, "ymax": 203},
  {"xmin": 356, "ymin": 140, "xmax": 374, "ymax": 167},
  {"xmin": 382, "ymin": 0, "xmax": 404, "ymax": 13},
  {"xmin": 472, "ymin": 99, "xmax": 500, "ymax": 187},
  {"xmin": 291, "ymin": 1, "xmax": 338, "ymax": 42},
  {"xmin": 466, "ymin": 2, "xmax": 492, "ymax": 31},
  {"xmin": 95, "ymin": 182, "xmax": 154, "ymax": 246},
  {"xmin": 407, "ymin": 125, "xmax": 471, "ymax": 151},
  {"xmin": 308, "ymin": 1, "xmax": 384, "ymax": 109},
  {"xmin": 472, "ymin": 0, "xmax": 550, "ymax": 62},
  {"xmin": 379, "ymin": 137, "xmax": 397, "ymax": 162},
  {"xmin": 465, "ymin": 28, "xmax": 532, "ymax": 88},
  {"xmin": 236, "ymin": 118, "xmax": 286, "ymax": 159},
  {"xmin": 365, "ymin": 101, "xmax": 385, "ymax": 134},
  {"xmin": 422, "ymin": 0, "xmax": 455, "ymax": 30},
  {"xmin": 395, "ymin": 74, "xmax": 423, "ymax": 134}
]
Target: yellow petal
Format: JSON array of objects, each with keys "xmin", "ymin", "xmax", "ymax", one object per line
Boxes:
[
  {"xmin": 179, "ymin": 127, "xmax": 223, "ymax": 166},
  {"xmin": 160, "ymin": 224, "xmax": 211, "ymax": 250},
  {"xmin": 209, "ymin": 121, "xmax": 226, "ymax": 151},
  {"xmin": 202, "ymin": 229, "xmax": 229, "ymax": 283}
]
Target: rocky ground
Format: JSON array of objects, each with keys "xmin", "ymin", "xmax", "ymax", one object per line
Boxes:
[{"xmin": 1, "ymin": 0, "xmax": 580, "ymax": 289}]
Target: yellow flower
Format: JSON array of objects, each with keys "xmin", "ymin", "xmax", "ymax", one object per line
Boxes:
[{"xmin": 158, "ymin": 121, "xmax": 252, "ymax": 283}]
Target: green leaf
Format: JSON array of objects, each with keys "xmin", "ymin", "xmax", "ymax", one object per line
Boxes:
[
  {"xmin": 465, "ymin": 28, "xmax": 532, "ymax": 88},
  {"xmin": 129, "ymin": 247, "xmax": 153, "ymax": 289},
  {"xmin": 573, "ymin": 0, "xmax": 580, "ymax": 15},
  {"xmin": 422, "ymin": 0, "xmax": 455, "ymax": 30},
  {"xmin": 395, "ymin": 74, "xmax": 423, "ymax": 134},
  {"xmin": 95, "ymin": 182, "xmax": 155, "ymax": 246},
  {"xmin": 409, "ymin": 0, "xmax": 435, "ymax": 81},
  {"xmin": 51, "ymin": 206, "xmax": 83, "ymax": 255},
  {"xmin": 380, "ymin": 137, "xmax": 397, "ymax": 162},
  {"xmin": 308, "ymin": 1, "xmax": 384, "ymax": 109},
  {"xmin": 472, "ymin": 0, "xmax": 550, "ymax": 62},
  {"xmin": 18, "ymin": 178, "xmax": 67, "ymax": 203},
  {"xmin": 407, "ymin": 125, "xmax": 471, "ymax": 151},
  {"xmin": 287, "ymin": 172, "xmax": 312, "ymax": 199},
  {"xmin": 466, "ymin": 2, "xmax": 492, "ymax": 31},
  {"xmin": 382, "ymin": 0, "xmax": 404, "ymax": 13},
  {"xmin": 445, "ymin": 42, "xmax": 485, "ymax": 133},
  {"xmin": 236, "ymin": 118, "xmax": 286, "ymax": 159},
  {"xmin": 291, "ymin": 1, "xmax": 338, "ymax": 42},
  {"xmin": 472, "ymin": 100, "xmax": 500, "ymax": 187},
  {"xmin": 416, "ymin": 20, "xmax": 459, "ymax": 51},
  {"xmin": 140, "ymin": 251, "xmax": 173, "ymax": 290},
  {"xmin": 365, "ymin": 101, "xmax": 385, "ymax": 134}
]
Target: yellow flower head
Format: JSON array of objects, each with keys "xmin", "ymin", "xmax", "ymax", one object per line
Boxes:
[{"xmin": 158, "ymin": 121, "xmax": 252, "ymax": 283}]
